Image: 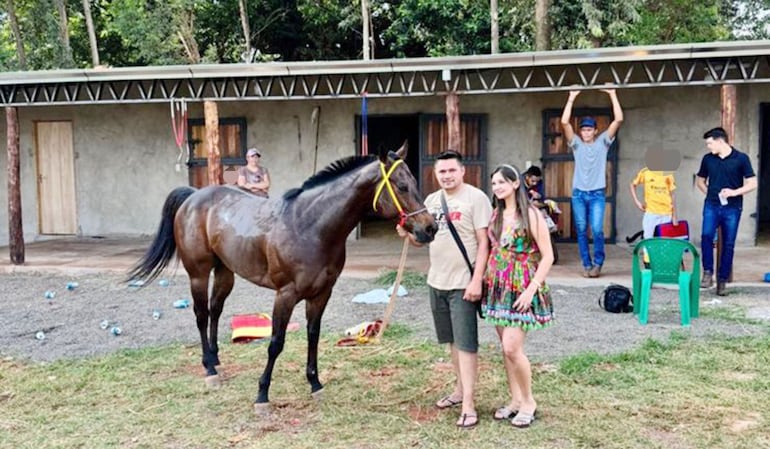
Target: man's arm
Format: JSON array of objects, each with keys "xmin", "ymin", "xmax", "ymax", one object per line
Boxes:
[
  {"xmin": 723, "ymin": 176, "xmax": 758, "ymax": 198},
  {"xmin": 560, "ymin": 90, "xmax": 580, "ymax": 143},
  {"xmin": 695, "ymin": 176, "xmax": 708, "ymax": 194},
  {"xmin": 670, "ymin": 191, "xmax": 678, "ymax": 225},
  {"xmin": 629, "ymin": 180, "xmax": 644, "ymax": 211},
  {"xmin": 602, "ymin": 88, "xmax": 624, "ymax": 139},
  {"xmin": 464, "ymin": 227, "xmax": 490, "ymax": 301}
]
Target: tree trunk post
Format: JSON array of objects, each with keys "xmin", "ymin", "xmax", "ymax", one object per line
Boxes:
[
  {"xmin": 204, "ymin": 101, "xmax": 223, "ymax": 185},
  {"xmin": 535, "ymin": 0, "xmax": 552, "ymax": 51},
  {"xmin": 445, "ymin": 92, "xmax": 461, "ymax": 151},
  {"xmin": 361, "ymin": 0, "xmax": 371, "ymax": 60},
  {"xmin": 490, "ymin": 0, "xmax": 499, "ymax": 54},
  {"xmin": 6, "ymin": 107, "xmax": 24, "ymax": 264},
  {"xmin": 719, "ymin": 84, "xmax": 737, "ymax": 282},
  {"xmin": 82, "ymin": 0, "xmax": 100, "ymax": 67}
]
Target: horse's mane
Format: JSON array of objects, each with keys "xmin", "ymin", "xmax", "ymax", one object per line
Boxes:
[{"xmin": 283, "ymin": 154, "xmax": 379, "ymax": 201}]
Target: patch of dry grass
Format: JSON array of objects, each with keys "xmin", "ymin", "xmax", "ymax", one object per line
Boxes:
[{"xmin": 1, "ymin": 326, "xmax": 769, "ymax": 449}]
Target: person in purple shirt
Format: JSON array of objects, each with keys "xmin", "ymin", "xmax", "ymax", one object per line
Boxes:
[
  {"xmin": 696, "ymin": 127, "xmax": 757, "ymax": 296},
  {"xmin": 560, "ymin": 88, "xmax": 624, "ymax": 278}
]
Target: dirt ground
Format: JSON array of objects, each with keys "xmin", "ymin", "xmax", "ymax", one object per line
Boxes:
[{"xmin": 2, "ymin": 270, "xmax": 768, "ymax": 366}]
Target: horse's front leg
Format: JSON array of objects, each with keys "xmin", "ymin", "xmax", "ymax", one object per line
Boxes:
[
  {"xmin": 256, "ymin": 288, "xmax": 298, "ymax": 409},
  {"xmin": 305, "ymin": 287, "xmax": 333, "ymax": 397}
]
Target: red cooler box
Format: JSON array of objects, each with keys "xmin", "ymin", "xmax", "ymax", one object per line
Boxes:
[{"xmin": 654, "ymin": 220, "xmax": 689, "ymax": 240}]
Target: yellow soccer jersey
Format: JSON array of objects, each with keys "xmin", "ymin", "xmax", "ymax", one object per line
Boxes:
[{"xmin": 632, "ymin": 168, "xmax": 676, "ymax": 215}]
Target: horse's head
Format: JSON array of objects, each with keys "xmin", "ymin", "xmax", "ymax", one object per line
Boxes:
[{"xmin": 373, "ymin": 142, "xmax": 437, "ymax": 243}]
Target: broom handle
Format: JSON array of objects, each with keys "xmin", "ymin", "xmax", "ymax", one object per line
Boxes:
[{"xmin": 376, "ymin": 237, "xmax": 410, "ymax": 340}]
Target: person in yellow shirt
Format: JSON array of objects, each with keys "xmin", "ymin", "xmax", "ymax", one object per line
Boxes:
[{"xmin": 629, "ymin": 149, "xmax": 678, "ymax": 239}]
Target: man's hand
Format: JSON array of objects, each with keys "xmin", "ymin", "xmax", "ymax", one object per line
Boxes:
[
  {"xmin": 568, "ymin": 90, "xmax": 580, "ymax": 101},
  {"xmin": 463, "ymin": 279, "xmax": 483, "ymax": 302},
  {"xmin": 395, "ymin": 224, "xmax": 409, "ymax": 238}
]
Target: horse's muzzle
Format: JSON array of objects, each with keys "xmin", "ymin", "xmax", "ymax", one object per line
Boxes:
[{"xmin": 413, "ymin": 221, "xmax": 437, "ymax": 243}]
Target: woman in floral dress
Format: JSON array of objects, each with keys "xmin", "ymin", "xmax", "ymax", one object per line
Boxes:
[{"xmin": 482, "ymin": 164, "xmax": 555, "ymax": 428}]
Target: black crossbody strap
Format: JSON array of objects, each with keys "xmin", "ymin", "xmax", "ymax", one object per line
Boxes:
[{"xmin": 441, "ymin": 193, "xmax": 474, "ymax": 275}]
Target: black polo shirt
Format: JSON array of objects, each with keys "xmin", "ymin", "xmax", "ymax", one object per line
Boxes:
[{"xmin": 696, "ymin": 147, "xmax": 755, "ymax": 208}]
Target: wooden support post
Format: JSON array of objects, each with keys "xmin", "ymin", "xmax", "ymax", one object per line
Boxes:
[
  {"xmin": 446, "ymin": 92, "xmax": 460, "ymax": 151},
  {"xmin": 719, "ymin": 85, "xmax": 737, "ymax": 282},
  {"xmin": 204, "ymin": 100, "xmax": 223, "ymax": 185},
  {"xmin": 6, "ymin": 107, "xmax": 25, "ymax": 264}
]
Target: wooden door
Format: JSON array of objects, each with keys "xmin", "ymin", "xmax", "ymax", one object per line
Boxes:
[
  {"xmin": 35, "ymin": 121, "xmax": 77, "ymax": 235},
  {"xmin": 541, "ymin": 109, "xmax": 618, "ymax": 242},
  {"xmin": 419, "ymin": 114, "xmax": 487, "ymax": 198}
]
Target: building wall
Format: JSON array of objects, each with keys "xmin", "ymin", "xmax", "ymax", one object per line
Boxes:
[{"xmin": 0, "ymin": 84, "xmax": 766, "ymax": 247}]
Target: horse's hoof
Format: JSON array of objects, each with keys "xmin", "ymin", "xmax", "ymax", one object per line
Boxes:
[
  {"xmin": 311, "ymin": 388, "xmax": 324, "ymax": 401},
  {"xmin": 205, "ymin": 374, "xmax": 221, "ymax": 389},
  {"xmin": 254, "ymin": 402, "xmax": 272, "ymax": 416}
]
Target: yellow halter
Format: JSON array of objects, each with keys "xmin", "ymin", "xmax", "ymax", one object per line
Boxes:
[{"xmin": 372, "ymin": 160, "xmax": 407, "ymax": 224}]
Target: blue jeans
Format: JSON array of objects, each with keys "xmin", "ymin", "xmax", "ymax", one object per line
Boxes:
[
  {"xmin": 572, "ymin": 188, "xmax": 606, "ymax": 269},
  {"xmin": 701, "ymin": 203, "xmax": 742, "ymax": 282}
]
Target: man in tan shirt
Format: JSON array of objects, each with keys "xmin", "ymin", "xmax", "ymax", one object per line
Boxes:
[{"xmin": 397, "ymin": 150, "xmax": 492, "ymax": 428}]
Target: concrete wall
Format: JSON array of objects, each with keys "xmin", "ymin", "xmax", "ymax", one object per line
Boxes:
[{"xmin": 1, "ymin": 84, "xmax": 766, "ymax": 247}]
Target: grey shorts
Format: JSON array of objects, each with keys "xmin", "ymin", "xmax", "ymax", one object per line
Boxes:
[
  {"xmin": 429, "ymin": 287, "xmax": 478, "ymax": 353},
  {"xmin": 642, "ymin": 212, "xmax": 672, "ymax": 239}
]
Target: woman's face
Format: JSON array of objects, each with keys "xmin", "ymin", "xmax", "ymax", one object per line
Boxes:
[{"xmin": 491, "ymin": 171, "xmax": 519, "ymax": 201}]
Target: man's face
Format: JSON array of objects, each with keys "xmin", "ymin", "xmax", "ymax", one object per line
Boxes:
[
  {"xmin": 580, "ymin": 126, "xmax": 597, "ymax": 142},
  {"xmin": 525, "ymin": 174, "xmax": 541, "ymax": 188},
  {"xmin": 434, "ymin": 158, "xmax": 465, "ymax": 192},
  {"xmin": 705, "ymin": 137, "xmax": 723, "ymax": 154}
]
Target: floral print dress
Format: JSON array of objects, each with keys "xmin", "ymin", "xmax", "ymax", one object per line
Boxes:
[{"xmin": 482, "ymin": 210, "xmax": 554, "ymax": 330}]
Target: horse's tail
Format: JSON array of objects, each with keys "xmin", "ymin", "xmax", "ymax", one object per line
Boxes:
[{"xmin": 126, "ymin": 186, "xmax": 196, "ymax": 284}]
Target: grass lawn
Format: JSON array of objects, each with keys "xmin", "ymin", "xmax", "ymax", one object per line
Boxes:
[{"xmin": 1, "ymin": 325, "xmax": 769, "ymax": 449}]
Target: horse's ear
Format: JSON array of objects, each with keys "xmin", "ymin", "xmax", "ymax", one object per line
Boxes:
[{"xmin": 395, "ymin": 141, "xmax": 408, "ymax": 159}]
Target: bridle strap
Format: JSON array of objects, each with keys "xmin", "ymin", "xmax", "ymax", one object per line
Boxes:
[{"xmin": 372, "ymin": 160, "xmax": 410, "ymax": 226}]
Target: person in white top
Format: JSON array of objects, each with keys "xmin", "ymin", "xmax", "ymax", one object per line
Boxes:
[{"xmin": 397, "ymin": 149, "xmax": 492, "ymax": 429}]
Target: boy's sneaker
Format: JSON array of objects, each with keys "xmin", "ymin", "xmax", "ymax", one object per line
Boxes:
[
  {"xmin": 700, "ymin": 271, "xmax": 713, "ymax": 288},
  {"xmin": 582, "ymin": 268, "xmax": 592, "ymax": 278},
  {"xmin": 588, "ymin": 265, "xmax": 602, "ymax": 278}
]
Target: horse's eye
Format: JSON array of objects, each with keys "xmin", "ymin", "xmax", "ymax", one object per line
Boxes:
[{"xmin": 397, "ymin": 183, "xmax": 409, "ymax": 192}]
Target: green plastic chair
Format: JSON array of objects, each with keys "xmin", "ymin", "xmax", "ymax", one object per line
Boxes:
[{"xmin": 632, "ymin": 238, "xmax": 701, "ymax": 326}]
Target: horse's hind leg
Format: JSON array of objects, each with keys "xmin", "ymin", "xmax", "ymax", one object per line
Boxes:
[
  {"xmin": 256, "ymin": 289, "xmax": 299, "ymax": 407},
  {"xmin": 189, "ymin": 272, "xmax": 221, "ymax": 386},
  {"xmin": 305, "ymin": 287, "xmax": 333, "ymax": 397},
  {"xmin": 209, "ymin": 264, "xmax": 234, "ymax": 371}
]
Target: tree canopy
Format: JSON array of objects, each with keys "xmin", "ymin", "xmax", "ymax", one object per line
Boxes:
[{"xmin": 0, "ymin": 0, "xmax": 768, "ymax": 71}]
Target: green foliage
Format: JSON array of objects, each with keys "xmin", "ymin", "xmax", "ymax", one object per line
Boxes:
[
  {"xmin": 1, "ymin": 0, "xmax": 769, "ymax": 71},
  {"xmin": 383, "ymin": 0, "xmax": 493, "ymax": 57},
  {"xmin": 624, "ymin": 0, "xmax": 732, "ymax": 44}
]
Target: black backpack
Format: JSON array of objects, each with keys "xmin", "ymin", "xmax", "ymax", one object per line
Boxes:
[{"xmin": 598, "ymin": 284, "xmax": 633, "ymax": 313}]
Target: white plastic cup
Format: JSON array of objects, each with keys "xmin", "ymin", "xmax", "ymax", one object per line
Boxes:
[{"xmin": 719, "ymin": 193, "xmax": 728, "ymax": 206}]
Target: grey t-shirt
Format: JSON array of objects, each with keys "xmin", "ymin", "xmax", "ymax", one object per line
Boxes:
[{"xmin": 569, "ymin": 131, "xmax": 614, "ymax": 191}]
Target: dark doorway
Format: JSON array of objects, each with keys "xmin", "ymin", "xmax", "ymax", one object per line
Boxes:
[
  {"xmin": 758, "ymin": 104, "xmax": 770, "ymax": 244},
  {"xmin": 356, "ymin": 114, "xmax": 420, "ymax": 238}
]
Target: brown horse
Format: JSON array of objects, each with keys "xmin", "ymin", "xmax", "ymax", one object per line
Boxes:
[{"xmin": 128, "ymin": 143, "xmax": 436, "ymax": 409}]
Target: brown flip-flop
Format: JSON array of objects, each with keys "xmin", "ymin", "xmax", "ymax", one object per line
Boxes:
[
  {"xmin": 456, "ymin": 413, "xmax": 478, "ymax": 429},
  {"xmin": 435, "ymin": 395, "xmax": 462, "ymax": 409}
]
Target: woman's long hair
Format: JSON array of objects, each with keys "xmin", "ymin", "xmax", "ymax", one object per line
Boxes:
[{"xmin": 489, "ymin": 164, "xmax": 539, "ymax": 241}]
